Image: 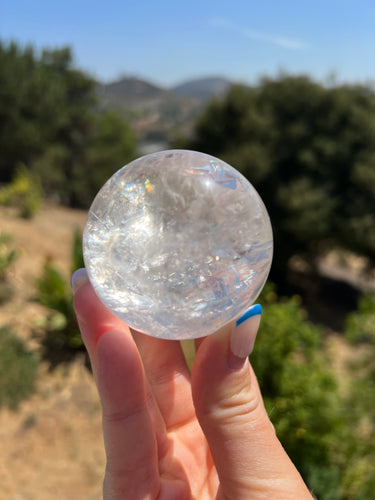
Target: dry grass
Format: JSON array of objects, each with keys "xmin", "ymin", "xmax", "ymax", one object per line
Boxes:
[{"xmin": 0, "ymin": 204, "xmax": 106, "ymax": 499}]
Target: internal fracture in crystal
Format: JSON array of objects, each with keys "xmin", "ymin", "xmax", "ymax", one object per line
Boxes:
[{"xmin": 83, "ymin": 150, "xmax": 273, "ymax": 340}]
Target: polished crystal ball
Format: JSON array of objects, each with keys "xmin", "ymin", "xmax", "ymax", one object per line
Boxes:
[{"xmin": 83, "ymin": 150, "xmax": 273, "ymax": 340}]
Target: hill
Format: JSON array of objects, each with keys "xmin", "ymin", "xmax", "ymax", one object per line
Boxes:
[
  {"xmin": 97, "ymin": 76, "xmax": 232, "ymax": 147},
  {"xmin": 98, "ymin": 76, "xmax": 169, "ymax": 107},
  {"xmin": 172, "ymin": 76, "xmax": 231, "ymax": 100}
]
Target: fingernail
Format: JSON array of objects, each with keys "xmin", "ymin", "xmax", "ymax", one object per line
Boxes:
[
  {"xmin": 71, "ymin": 268, "xmax": 89, "ymax": 294},
  {"xmin": 228, "ymin": 304, "xmax": 262, "ymax": 370}
]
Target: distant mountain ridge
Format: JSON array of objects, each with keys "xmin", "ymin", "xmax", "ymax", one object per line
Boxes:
[
  {"xmin": 99, "ymin": 75, "xmax": 231, "ymax": 104},
  {"xmin": 97, "ymin": 75, "xmax": 233, "ymax": 145},
  {"xmin": 102, "ymin": 77, "xmax": 165, "ymax": 101},
  {"xmin": 98, "ymin": 77, "xmax": 170, "ymax": 107},
  {"xmin": 171, "ymin": 77, "xmax": 232, "ymax": 100}
]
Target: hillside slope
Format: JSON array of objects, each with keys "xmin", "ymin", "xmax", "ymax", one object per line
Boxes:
[
  {"xmin": 97, "ymin": 75, "xmax": 232, "ymax": 144},
  {"xmin": 0, "ymin": 204, "xmax": 105, "ymax": 500}
]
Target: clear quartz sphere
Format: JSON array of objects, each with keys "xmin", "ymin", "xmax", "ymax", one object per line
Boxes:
[{"xmin": 83, "ymin": 150, "xmax": 273, "ymax": 340}]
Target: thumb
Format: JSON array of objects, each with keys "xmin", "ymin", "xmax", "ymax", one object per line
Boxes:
[{"xmin": 191, "ymin": 305, "xmax": 313, "ymax": 500}]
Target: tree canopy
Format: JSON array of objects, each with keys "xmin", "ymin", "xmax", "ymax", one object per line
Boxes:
[
  {"xmin": 0, "ymin": 41, "xmax": 137, "ymax": 206},
  {"xmin": 187, "ymin": 76, "xmax": 375, "ymax": 281}
]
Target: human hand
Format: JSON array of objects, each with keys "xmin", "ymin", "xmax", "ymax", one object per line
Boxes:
[{"xmin": 72, "ymin": 269, "xmax": 314, "ymax": 500}]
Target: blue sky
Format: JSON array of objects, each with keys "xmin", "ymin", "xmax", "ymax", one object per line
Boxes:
[{"xmin": 1, "ymin": 0, "xmax": 374, "ymax": 87}]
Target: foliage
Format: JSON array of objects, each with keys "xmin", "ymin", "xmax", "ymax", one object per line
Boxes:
[
  {"xmin": 0, "ymin": 325, "xmax": 38, "ymax": 410},
  {"xmin": 71, "ymin": 226, "xmax": 85, "ymax": 274},
  {"xmin": 0, "ymin": 164, "xmax": 43, "ymax": 218},
  {"xmin": 254, "ymin": 287, "xmax": 344, "ymax": 499},
  {"xmin": 0, "ymin": 232, "xmax": 17, "ymax": 304},
  {"xmin": 341, "ymin": 293, "xmax": 375, "ymax": 499},
  {"xmin": 248, "ymin": 285, "xmax": 375, "ymax": 499},
  {"xmin": 345, "ymin": 293, "xmax": 375, "ymax": 344},
  {"xmin": 0, "ymin": 232, "xmax": 17, "ymax": 280},
  {"xmin": 0, "ymin": 40, "xmax": 137, "ymax": 207},
  {"xmin": 35, "ymin": 229, "xmax": 85, "ymax": 367},
  {"xmin": 36, "ymin": 260, "xmax": 84, "ymax": 364},
  {"xmin": 68, "ymin": 110, "xmax": 137, "ymax": 207},
  {"xmin": 344, "ymin": 292, "xmax": 375, "ymax": 456},
  {"xmin": 187, "ymin": 76, "xmax": 375, "ymax": 283}
]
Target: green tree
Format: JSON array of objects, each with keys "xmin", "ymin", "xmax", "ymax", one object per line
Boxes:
[
  {"xmin": 0, "ymin": 41, "xmax": 41, "ymax": 181},
  {"xmin": 70, "ymin": 110, "xmax": 137, "ymax": 207},
  {"xmin": 187, "ymin": 76, "xmax": 375, "ymax": 283},
  {"xmin": 31, "ymin": 46, "xmax": 97, "ymax": 205},
  {"xmin": 0, "ymin": 40, "xmax": 137, "ymax": 207}
]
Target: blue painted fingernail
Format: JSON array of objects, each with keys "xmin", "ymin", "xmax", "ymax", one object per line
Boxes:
[
  {"xmin": 236, "ymin": 304, "xmax": 262, "ymax": 326},
  {"xmin": 70, "ymin": 268, "xmax": 88, "ymax": 294},
  {"xmin": 228, "ymin": 304, "xmax": 262, "ymax": 369}
]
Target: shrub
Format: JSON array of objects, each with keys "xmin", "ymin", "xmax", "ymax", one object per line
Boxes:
[
  {"xmin": 0, "ymin": 232, "xmax": 17, "ymax": 304},
  {"xmin": 253, "ymin": 291, "xmax": 343, "ymax": 499},
  {"xmin": 345, "ymin": 293, "xmax": 375, "ymax": 344},
  {"xmin": 0, "ymin": 164, "xmax": 43, "ymax": 218},
  {"xmin": 35, "ymin": 259, "xmax": 84, "ymax": 366},
  {"xmin": 35, "ymin": 228, "xmax": 86, "ymax": 367},
  {"xmin": 0, "ymin": 232, "xmax": 17, "ymax": 280},
  {"xmin": 342, "ymin": 293, "xmax": 375, "ymax": 499},
  {"xmin": 71, "ymin": 226, "xmax": 85, "ymax": 274},
  {"xmin": 0, "ymin": 325, "xmax": 39, "ymax": 410},
  {"xmin": 253, "ymin": 285, "xmax": 375, "ymax": 499}
]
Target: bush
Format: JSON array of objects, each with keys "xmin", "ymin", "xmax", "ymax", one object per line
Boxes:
[
  {"xmin": 345, "ymin": 293, "xmax": 375, "ymax": 344},
  {"xmin": 71, "ymin": 227, "xmax": 84, "ymax": 275},
  {"xmin": 0, "ymin": 325, "xmax": 38, "ymax": 410},
  {"xmin": 252, "ymin": 285, "xmax": 375, "ymax": 499},
  {"xmin": 253, "ymin": 288, "xmax": 344, "ymax": 499},
  {"xmin": 0, "ymin": 232, "xmax": 17, "ymax": 280},
  {"xmin": 35, "ymin": 228, "xmax": 86, "ymax": 367},
  {"xmin": 0, "ymin": 164, "xmax": 42, "ymax": 218},
  {"xmin": 342, "ymin": 293, "xmax": 375, "ymax": 499},
  {"xmin": 35, "ymin": 259, "xmax": 84, "ymax": 365},
  {"xmin": 0, "ymin": 232, "xmax": 17, "ymax": 304}
]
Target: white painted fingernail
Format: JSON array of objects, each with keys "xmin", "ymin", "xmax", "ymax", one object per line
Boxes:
[{"xmin": 70, "ymin": 268, "xmax": 89, "ymax": 294}]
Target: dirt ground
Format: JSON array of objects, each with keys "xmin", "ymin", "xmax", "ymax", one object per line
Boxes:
[
  {"xmin": 0, "ymin": 203, "xmax": 361, "ymax": 500},
  {"xmin": 1, "ymin": 204, "xmax": 106, "ymax": 500}
]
